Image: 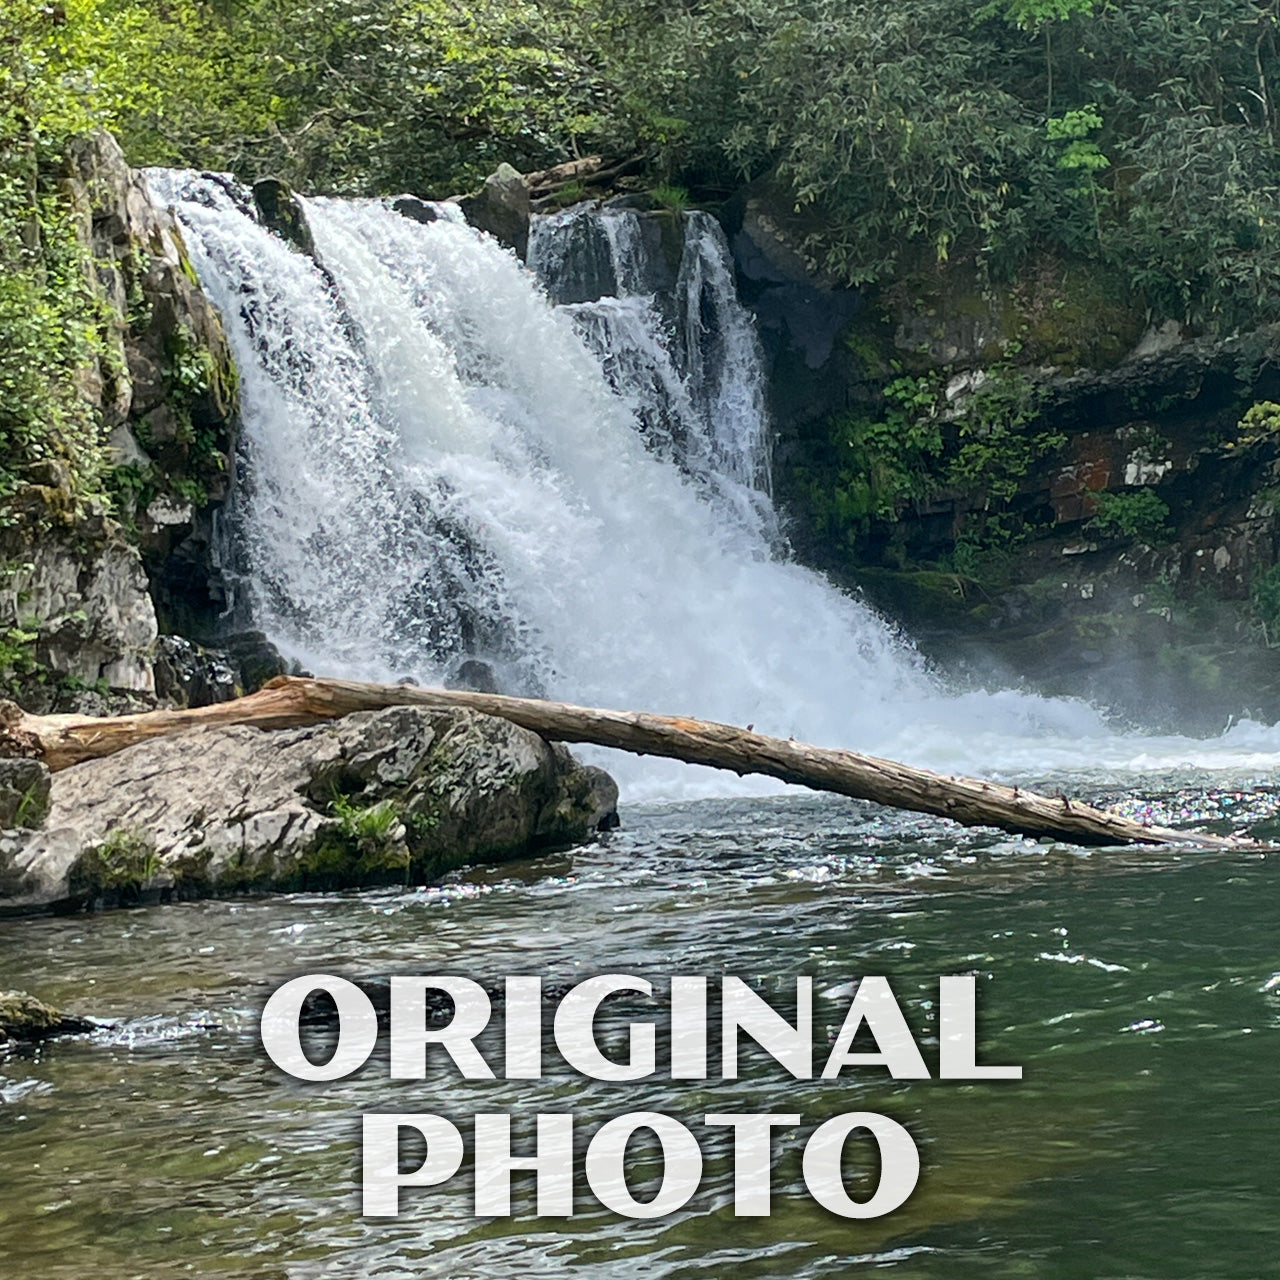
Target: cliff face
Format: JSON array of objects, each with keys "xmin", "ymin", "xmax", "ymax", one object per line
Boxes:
[
  {"xmin": 728, "ymin": 183, "xmax": 1280, "ymax": 727},
  {"xmin": 1, "ymin": 132, "xmax": 239, "ymax": 713}
]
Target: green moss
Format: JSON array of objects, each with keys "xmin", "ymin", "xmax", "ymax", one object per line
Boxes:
[
  {"xmin": 13, "ymin": 778, "xmax": 49, "ymax": 828},
  {"xmin": 0, "ymin": 991, "xmax": 74, "ymax": 1038},
  {"xmin": 650, "ymin": 183, "xmax": 689, "ymax": 213},
  {"xmin": 0, "ymin": 622, "xmax": 40, "ymax": 697},
  {"xmin": 293, "ymin": 794, "xmax": 411, "ymax": 888},
  {"xmin": 70, "ymin": 827, "xmax": 163, "ymax": 898},
  {"xmin": 1011, "ymin": 265, "xmax": 1143, "ymax": 370},
  {"xmin": 1251, "ymin": 561, "xmax": 1280, "ymax": 646},
  {"xmin": 853, "ymin": 567, "xmax": 988, "ymax": 626},
  {"xmin": 1155, "ymin": 644, "xmax": 1223, "ymax": 692}
]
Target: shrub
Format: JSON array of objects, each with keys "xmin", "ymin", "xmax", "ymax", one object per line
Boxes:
[{"xmin": 1087, "ymin": 488, "xmax": 1171, "ymax": 544}]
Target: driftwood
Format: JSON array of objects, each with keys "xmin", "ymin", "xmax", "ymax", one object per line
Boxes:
[
  {"xmin": 0, "ymin": 676, "xmax": 1237, "ymax": 849},
  {"xmin": 526, "ymin": 156, "xmax": 647, "ymax": 208},
  {"xmin": 524, "ymin": 155, "xmax": 606, "ymax": 195}
]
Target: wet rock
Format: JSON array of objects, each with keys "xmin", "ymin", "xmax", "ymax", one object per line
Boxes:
[
  {"xmin": 221, "ymin": 630, "xmax": 290, "ymax": 692},
  {"xmin": 0, "ymin": 991, "xmax": 95, "ymax": 1045},
  {"xmin": 446, "ymin": 659, "xmax": 500, "ymax": 694},
  {"xmin": 459, "ymin": 163, "xmax": 531, "ymax": 259},
  {"xmin": 153, "ymin": 635, "xmax": 239, "ymax": 707},
  {"xmin": 392, "ymin": 196, "xmax": 441, "ymax": 225},
  {"xmin": 152, "ymin": 632, "xmax": 290, "ymax": 708},
  {"xmin": 0, "ymin": 761, "xmax": 50, "ymax": 830},
  {"xmin": 253, "ymin": 178, "xmax": 316, "ymax": 257},
  {"xmin": 0, "ymin": 706, "xmax": 618, "ymax": 912}
]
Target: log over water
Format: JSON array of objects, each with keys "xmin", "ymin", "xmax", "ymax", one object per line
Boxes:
[{"xmin": 0, "ymin": 676, "xmax": 1239, "ymax": 849}]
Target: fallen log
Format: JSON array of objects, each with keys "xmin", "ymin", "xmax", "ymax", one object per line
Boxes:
[
  {"xmin": 523, "ymin": 154, "xmax": 606, "ymax": 194},
  {"xmin": 0, "ymin": 676, "xmax": 1236, "ymax": 848}
]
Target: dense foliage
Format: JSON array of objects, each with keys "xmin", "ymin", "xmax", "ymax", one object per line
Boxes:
[
  {"xmin": 9, "ymin": 0, "xmax": 1280, "ymax": 329},
  {"xmin": 9, "ymin": 0, "xmax": 1280, "ymax": 559},
  {"xmin": 4, "ymin": 0, "xmax": 1274, "ymax": 330},
  {"xmin": 7, "ymin": 0, "xmax": 1280, "ymax": 681},
  {"xmin": 617, "ymin": 0, "xmax": 1280, "ymax": 328},
  {"xmin": 0, "ymin": 0, "xmax": 151, "ymax": 507}
]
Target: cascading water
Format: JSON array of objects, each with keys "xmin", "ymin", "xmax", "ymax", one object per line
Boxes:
[
  {"xmin": 148, "ymin": 172, "xmax": 1280, "ymax": 794},
  {"xmin": 528, "ymin": 203, "xmax": 776, "ymax": 539}
]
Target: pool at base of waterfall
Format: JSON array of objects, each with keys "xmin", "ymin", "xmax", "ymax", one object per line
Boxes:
[{"xmin": 1, "ymin": 778, "xmax": 1276, "ymax": 1279}]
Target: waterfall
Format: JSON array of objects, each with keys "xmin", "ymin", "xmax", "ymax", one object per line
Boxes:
[
  {"xmin": 147, "ymin": 173, "xmax": 1280, "ymax": 793},
  {"xmin": 529, "ymin": 204, "xmax": 774, "ymax": 536}
]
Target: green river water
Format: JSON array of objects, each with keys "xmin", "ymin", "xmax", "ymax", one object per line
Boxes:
[{"xmin": 1, "ymin": 780, "xmax": 1277, "ymax": 1279}]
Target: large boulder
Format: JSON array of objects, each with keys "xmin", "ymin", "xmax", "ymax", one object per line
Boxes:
[
  {"xmin": 0, "ymin": 706, "xmax": 618, "ymax": 912},
  {"xmin": 459, "ymin": 163, "xmax": 531, "ymax": 259}
]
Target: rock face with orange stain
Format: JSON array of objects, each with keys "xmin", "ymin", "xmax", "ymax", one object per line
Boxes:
[{"xmin": 736, "ymin": 194, "xmax": 1280, "ymax": 726}]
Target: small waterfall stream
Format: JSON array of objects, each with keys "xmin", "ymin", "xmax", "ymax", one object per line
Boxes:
[{"xmin": 146, "ymin": 173, "xmax": 1280, "ymax": 792}]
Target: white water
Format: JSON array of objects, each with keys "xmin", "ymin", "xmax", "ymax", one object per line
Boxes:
[
  {"xmin": 148, "ymin": 173, "xmax": 1280, "ymax": 796},
  {"xmin": 530, "ymin": 204, "xmax": 776, "ymax": 539}
]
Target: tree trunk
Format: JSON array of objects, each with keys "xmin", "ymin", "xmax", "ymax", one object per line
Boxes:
[{"xmin": 0, "ymin": 676, "xmax": 1232, "ymax": 848}]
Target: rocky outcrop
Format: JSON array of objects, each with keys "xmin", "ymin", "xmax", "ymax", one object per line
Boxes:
[
  {"xmin": 0, "ymin": 705, "xmax": 618, "ymax": 913},
  {"xmin": 723, "ymin": 178, "xmax": 1280, "ymax": 721},
  {"xmin": 459, "ymin": 163, "xmax": 531, "ymax": 259},
  {"xmin": 1, "ymin": 131, "xmax": 239, "ymax": 709},
  {"xmin": 0, "ymin": 514, "xmax": 158, "ymax": 700},
  {"xmin": 65, "ymin": 132, "xmax": 238, "ymax": 638}
]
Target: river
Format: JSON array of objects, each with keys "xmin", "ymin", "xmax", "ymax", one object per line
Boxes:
[{"xmin": 2, "ymin": 779, "xmax": 1276, "ymax": 1278}]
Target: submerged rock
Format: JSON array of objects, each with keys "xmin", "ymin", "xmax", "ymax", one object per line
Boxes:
[
  {"xmin": 392, "ymin": 195, "xmax": 441, "ymax": 225},
  {"xmin": 0, "ymin": 706, "xmax": 618, "ymax": 913},
  {"xmin": 0, "ymin": 991, "xmax": 95, "ymax": 1045}
]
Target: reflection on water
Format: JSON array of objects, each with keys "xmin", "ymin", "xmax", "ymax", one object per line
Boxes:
[{"xmin": 1, "ymin": 779, "xmax": 1277, "ymax": 1278}]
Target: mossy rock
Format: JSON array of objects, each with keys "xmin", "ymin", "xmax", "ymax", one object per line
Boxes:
[
  {"xmin": 854, "ymin": 567, "xmax": 992, "ymax": 630},
  {"xmin": 0, "ymin": 991, "xmax": 95, "ymax": 1044},
  {"xmin": 252, "ymin": 178, "xmax": 316, "ymax": 257},
  {"xmin": 68, "ymin": 827, "xmax": 168, "ymax": 904},
  {"xmin": 881, "ymin": 253, "xmax": 1144, "ymax": 373}
]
